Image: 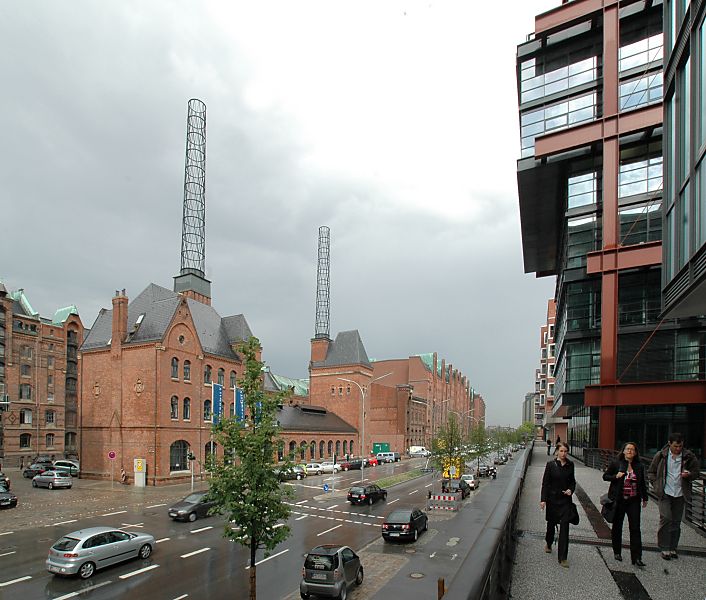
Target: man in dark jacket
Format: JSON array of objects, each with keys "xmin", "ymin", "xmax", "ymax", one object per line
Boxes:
[{"xmin": 647, "ymin": 433, "xmax": 701, "ymax": 560}]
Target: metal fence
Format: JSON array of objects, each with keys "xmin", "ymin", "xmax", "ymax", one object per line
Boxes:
[
  {"xmin": 582, "ymin": 447, "xmax": 705, "ymax": 537},
  {"xmin": 441, "ymin": 441, "xmax": 533, "ymax": 600}
]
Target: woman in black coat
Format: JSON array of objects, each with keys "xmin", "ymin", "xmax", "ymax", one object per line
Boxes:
[
  {"xmin": 603, "ymin": 441, "xmax": 648, "ymax": 567},
  {"xmin": 540, "ymin": 442, "xmax": 576, "ymax": 567}
]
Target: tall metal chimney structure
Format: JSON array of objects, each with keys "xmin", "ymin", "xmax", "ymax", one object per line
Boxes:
[
  {"xmin": 314, "ymin": 226, "xmax": 331, "ymax": 339},
  {"xmin": 174, "ymin": 98, "xmax": 211, "ymax": 304}
]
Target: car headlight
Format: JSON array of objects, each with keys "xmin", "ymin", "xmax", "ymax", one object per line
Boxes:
[{"xmin": 178, "ymin": 510, "xmax": 187, "ymax": 514}]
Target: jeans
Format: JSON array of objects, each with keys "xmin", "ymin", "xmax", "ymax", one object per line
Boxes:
[
  {"xmin": 611, "ymin": 495, "xmax": 642, "ymax": 561},
  {"xmin": 657, "ymin": 495, "xmax": 685, "ymax": 552},
  {"xmin": 546, "ymin": 515, "xmax": 570, "ymax": 561}
]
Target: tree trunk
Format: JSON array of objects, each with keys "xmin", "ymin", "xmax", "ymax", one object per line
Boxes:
[{"xmin": 250, "ymin": 542, "xmax": 257, "ymax": 600}]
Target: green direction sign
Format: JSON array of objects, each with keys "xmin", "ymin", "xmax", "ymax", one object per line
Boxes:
[{"xmin": 372, "ymin": 442, "xmax": 390, "ymax": 454}]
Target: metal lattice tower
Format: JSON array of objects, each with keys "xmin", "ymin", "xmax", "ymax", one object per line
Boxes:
[
  {"xmin": 180, "ymin": 99, "xmax": 207, "ymax": 276},
  {"xmin": 315, "ymin": 226, "xmax": 331, "ymax": 339}
]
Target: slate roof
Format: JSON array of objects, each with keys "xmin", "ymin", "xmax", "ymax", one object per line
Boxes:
[
  {"xmin": 81, "ymin": 282, "xmax": 254, "ymax": 359},
  {"xmin": 311, "ymin": 330, "xmax": 371, "ymax": 369},
  {"xmin": 277, "ymin": 404, "xmax": 356, "ymax": 433}
]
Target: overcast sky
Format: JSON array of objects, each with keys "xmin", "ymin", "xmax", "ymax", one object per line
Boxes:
[{"xmin": 1, "ymin": 0, "xmax": 558, "ymax": 426}]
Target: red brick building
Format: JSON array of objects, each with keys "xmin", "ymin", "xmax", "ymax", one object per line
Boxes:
[
  {"xmin": 0, "ymin": 282, "xmax": 84, "ymax": 466},
  {"xmin": 79, "ymin": 283, "xmax": 254, "ymax": 485}
]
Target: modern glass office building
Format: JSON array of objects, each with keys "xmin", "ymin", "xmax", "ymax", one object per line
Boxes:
[{"xmin": 517, "ymin": 0, "xmax": 705, "ymax": 465}]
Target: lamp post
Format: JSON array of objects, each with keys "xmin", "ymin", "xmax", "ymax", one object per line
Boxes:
[{"xmin": 338, "ymin": 372, "xmax": 392, "ymax": 483}]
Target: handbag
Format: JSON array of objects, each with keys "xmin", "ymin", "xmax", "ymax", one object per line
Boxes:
[
  {"xmin": 600, "ymin": 493, "xmax": 616, "ymax": 523},
  {"xmin": 569, "ymin": 502, "xmax": 580, "ymax": 525}
]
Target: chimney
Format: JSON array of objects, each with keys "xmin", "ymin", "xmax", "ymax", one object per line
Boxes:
[
  {"xmin": 111, "ymin": 289, "xmax": 128, "ymax": 350},
  {"xmin": 310, "ymin": 337, "xmax": 330, "ymax": 364}
]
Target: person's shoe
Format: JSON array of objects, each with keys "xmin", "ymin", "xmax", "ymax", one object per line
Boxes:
[
  {"xmin": 544, "ymin": 544, "xmax": 552, "ymax": 553},
  {"xmin": 614, "ymin": 554, "xmax": 622, "ymax": 562},
  {"xmin": 559, "ymin": 560, "xmax": 569, "ymax": 568},
  {"xmin": 661, "ymin": 552, "xmax": 671, "ymax": 560},
  {"xmin": 632, "ymin": 559, "xmax": 646, "ymax": 567},
  {"xmin": 670, "ymin": 551, "xmax": 678, "ymax": 559}
]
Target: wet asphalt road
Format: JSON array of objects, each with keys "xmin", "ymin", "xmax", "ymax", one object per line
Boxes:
[{"xmin": 0, "ymin": 459, "xmax": 447, "ymax": 599}]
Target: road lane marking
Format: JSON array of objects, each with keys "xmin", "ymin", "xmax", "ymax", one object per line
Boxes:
[
  {"xmin": 146, "ymin": 503, "xmax": 166, "ymax": 508},
  {"xmin": 295, "ymin": 514, "xmax": 309, "ymax": 521},
  {"xmin": 388, "ymin": 499, "xmax": 399, "ymax": 504},
  {"xmin": 409, "ymin": 490, "xmax": 418, "ymax": 495},
  {"xmin": 0, "ymin": 552, "xmax": 15, "ymax": 557},
  {"xmin": 181, "ymin": 547, "xmax": 210, "ymax": 558},
  {"xmin": 121, "ymin": 523, "xmax": 144, "ymax": 528},
  {"xmin": 317, "ymin": 524, "xmax": 343, "ymax": 536},
  {"xmin": 52, "ymin": 519, "xmax": 78, "ymax": 526},
  {"xmin": 119, "ymin": 564, "xmax": 159, "ymax": 579},
  {"xmin": 190, "ymin": 526, "xmax": 213, "ymax": 534},
  {"xmin": 155, "ymin": 537, "xmax": 170, "ymax": 543},
  {"xmin": 0, "ymin": 575, "xmax": 31, "ymax": 587},
  {"xmin": 425, "ymin": 483, "xmax": 433, "ymax": 488},
  {"xmin": 296, "ymin": 500, "xmax": 308, "ymax": 505},
  {"xmin": 245, "ymin": 548, "xmax": 289, "ymax": 569},
  {"xmin": 53, "ymin": 580, "xmax": 112, "ymax": 599},
  {"xmin": 172, "ymin": 595, "xmax": 189, "ymax": 600},
  {"xmin": 101, "ymin": 510, "xmax": 127, "ymax": 516},
  {"xmin": 0, "ymin": 532, "xmax": 13, "ymax": 536},
  {"xmin": 327, "ymin": 504, "xmax": 338, "ymax": 510}
]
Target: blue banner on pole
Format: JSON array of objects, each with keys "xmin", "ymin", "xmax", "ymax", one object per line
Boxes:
[
  {"xmin": 235, "ymin": 388, "xmax": 245, "ymax": 423},
  {"xmin": 212, "ymin": 383, "xmax": 223, "ymax": 425}
]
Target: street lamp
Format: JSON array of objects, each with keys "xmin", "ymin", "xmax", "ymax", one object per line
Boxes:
[{"xmin": 338, "ymin": 372, "xmax": 392, "ymax": 483}]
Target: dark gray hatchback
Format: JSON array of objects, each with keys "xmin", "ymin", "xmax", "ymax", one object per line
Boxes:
[{"xmin": 300, "ymin": 544, "xmax": 363, "ymax": 599}]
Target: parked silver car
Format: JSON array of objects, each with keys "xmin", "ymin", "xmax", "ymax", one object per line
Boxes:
[
  {"xmin": 300, "ymin": 544, "xmax": 363, "ymax": 599},
  {"xmin": 33, "ymin": 470, "xmax": 73, "ymax": 489},
  {"xmin": 46, "ymin": 526, "xmax": 155, "ymax": 579}
]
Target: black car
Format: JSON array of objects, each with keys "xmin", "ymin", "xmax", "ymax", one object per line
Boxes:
[
  {"xmin": 0, "ymin": 472, "xmax": 10, "ymax": 489},
  {"xmin": 347, "ymin": 484, "xmax": 387, "ymax": 505},
  {"xmin": 168, "ymin": 491, "xmax": 216, "ymax": 522},
  {"xmin": 276, "ymin": 465, "xmax": 306, "ymax": 481},
  {"xmin": 339, "ymin": 458, "xmax": 363, "ymax": 471},
  {"xmin": 382, "ymin": 508, "xmax": 428, "ymax": 542},
  {"xmin": 23, "ymin": 464, "xmax": 49, "ymax": 478},
  {"xmin": 441, "ymin": 478, "xmax": 471, "ymax": 499},
  {"xmin": 0, "ymin": 484, "xmax": 17, "ymax": 509}
]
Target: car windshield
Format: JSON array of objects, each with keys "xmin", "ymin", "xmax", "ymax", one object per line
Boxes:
[
  {"xmin": 183, "ymin": 493, "xmax": 204, "ymax": 503},
  {"xmin": 349, "ymin": 487, "xmax": 365, "ymax": 494},
  {"xmin": 305, "ymin": 553, "xmax": 337, "ymax": 571},
  {"xmin": 0, "ymin": 485, "xmax": 9, "ymax": 493},
  {"xmin": 52, "ymin": 537, "xmax": 80, "ymax": 551},
  {"xmin": 387, "ymin": 510, "xmax": 412, "ymax": 522}
]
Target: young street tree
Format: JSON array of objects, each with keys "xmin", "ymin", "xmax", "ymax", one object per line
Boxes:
[
  {"xmin": 207, "ymin": 336, "xmax": 293, "ymax": 600},
  {"xmin": 466, "ymin": 422, "xmax": 493, "ymax": 472},
  {"xmin": 431, "ymin": 413, "xmax": 466, "ymax": 476}
]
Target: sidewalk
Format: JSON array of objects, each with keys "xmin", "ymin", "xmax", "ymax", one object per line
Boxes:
[{"xmin": 511, "ymin": 445, "xmax": 706, "ymax": 600}]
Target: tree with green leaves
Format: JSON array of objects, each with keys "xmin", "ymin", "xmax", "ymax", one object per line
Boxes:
[
  {"xmin": 431, "ymin": 413, "xmax": 466, "ymax": 475},
  {"xmin": 466, "ymin": 422, "xmax": 493, "ymax": 472},
  {"xmin": 517, "ymin": 421, "xmax": 535, "ymax": 442},
  {"xmin": 207, "ymin": 336, "xmax": 294, "ymax": 600}
]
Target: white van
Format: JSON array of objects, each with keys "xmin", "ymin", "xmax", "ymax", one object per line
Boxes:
[{"xmin": 408, "ymin": 446, "xmax": 431, "ymax": 458}]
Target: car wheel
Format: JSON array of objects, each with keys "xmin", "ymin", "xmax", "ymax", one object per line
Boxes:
[
  {"xmin": 139, "ymin": 544, "xmax": 152, "ymax": 559},
  {"xmin": 368, "ymin": 497, "xmax": 373, "ymax": 506},
  {"xmin": 297, "ymin": 474, "xmax": 302, "ymax": 480},
  {"xmin": 423, "ymin": 518, "xmax": 428, "ymax": 532},
  {"xmin": 188, "ymin": 512, "xmax": 197, "ymax": 522},
  {"xmin": 343, "ymin": 466, "xmax": 348, "ymax": 471},
  {"xmin": 48, "ymin": 483, "xmax": 54, "ymax": 490},
  {"xmin": 300, "ymin": 593, "xmax": 310, "ymax": 599},
  {"xmin": 78, "ymin": 562, "xmax": 96, "ymax": 579},
  {"xmin": 355, "ymin": 566, "xmax": 364, "ymax": 586},
  {"xmin": 338, "ymin": 582, "xmax": 347, "ymax": 600},
  {"xmin": 32, "ymin": 481, "xmax": 38, "ymax": 488},
  {"xmin": 383, "ymin": 493, "xmax": 387, "ymax": 501},
  {"xmin": 413, "ymin": 528, "xmax": 418, "ymax": 542}
]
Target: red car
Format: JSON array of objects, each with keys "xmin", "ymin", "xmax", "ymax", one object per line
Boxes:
[{"xmin": 365, "ymin": 457, "xmax": 378, "ymax": 467}]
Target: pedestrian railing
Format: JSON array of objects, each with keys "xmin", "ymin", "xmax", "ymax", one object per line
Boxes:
[{"xmin": 440, "ymin": 441, "xmax": 534, "ymax": 600}]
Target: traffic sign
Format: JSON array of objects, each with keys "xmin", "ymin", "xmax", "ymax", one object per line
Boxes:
[
  {"xmin": 108, "ymin": 451, "xmax": 116, "ymax": 460},
  {"xmin": 323, "ymin": 483, "xmax": 329, "ymax": 492}
]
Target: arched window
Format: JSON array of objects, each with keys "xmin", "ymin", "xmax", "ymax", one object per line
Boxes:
[
  {"xmin": 204, "ymin": 365, "xmax": 212, "ymax": 384},
  {"xmin": 171, "ymin": 357, "xmax": 179, "ymax": 379},
  {"xmin": 349, "ymin": 440, "xmax": 355, "ymax": 455},
  {"xmin": 338, "ymin": 386, "xmax": 343, "ymax": 396},
  {"xmin": 230, "ymin": 370, "xmax": 237, "ymax": 388},
  {"xmin": 343, "ymin": 440, "xmax": 348, "ymax": 455},
  {"xmin": 289, "ymin": 441, "xmax": 297, "ymax": 457},
  {"xmin": 336, "ymin": 440, "xmax": 341, "ymax": 456},
  {"xmin": 170, "ymin": 440, "xmax": 189, "ymax": 471},
  {"xmin": 183, "ymin": 398, "xmax": 191, "ymax": 420},
  {"xmin": 331, "ymin": 386, "xmax": 335, "ymax": 395},
  {"xmin": 217, "ymin": 368, "xmax": 225, "ymax": 386},
  {"xmin": 183, "ymin": 360, "xmax": 191, "ymax": 381},
  {"xmin": 299, "ymin": 441, "xmax": 307, "ymax": 461},
  {"xmin": 203, "ymin": 399, "xmax": 212, "ymax": 421},
  {"xmin": 346, "ymin": 385, "xmax": 351, "ymax": 395},
  {"xmin": 319, "ymin": 441, "xmax": 325, "ymax": 459},
  {"xmin": 327, "ymin": 441, "xmax": 333, "ymax": 456},
  {"xmin": 310, "ymin": 440, "xmax": 316, "ymax": 460},
  {"xmin": 20, "ymin": 433, "xmax": 31, "ymax": 448},
  {"xmin": 170, "ymin": 396, "xmax": 178, "ymax": 419}
]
